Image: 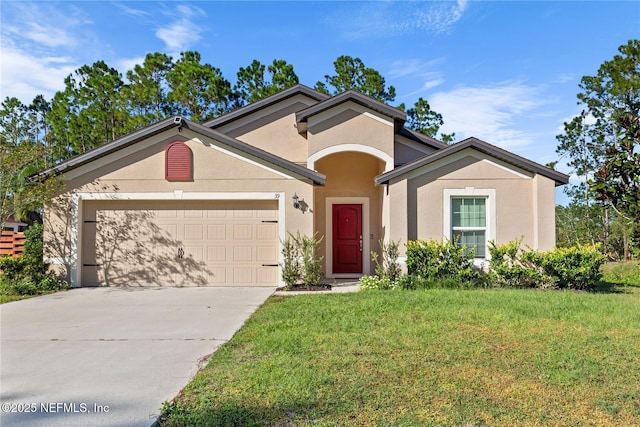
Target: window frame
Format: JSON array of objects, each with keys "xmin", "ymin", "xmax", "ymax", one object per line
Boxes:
[{"xmin": 443, "ymin": 188, "xmax": 496, "ymax": 260}]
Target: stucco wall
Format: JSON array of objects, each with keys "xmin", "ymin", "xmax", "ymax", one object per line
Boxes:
[
  {"xmin": 386, "ymin": 152, "xmax": 557, "ymax": 255},
  {"xmin": 44, "ymin": 127, "xmax": 316, "ymax": 285},
  {"xmin": 306, "ymin": 102, "xmax": 395, "ymax": 162}
]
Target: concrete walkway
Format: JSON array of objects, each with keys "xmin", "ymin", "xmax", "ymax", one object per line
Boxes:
[{"xmin": 0, "ymin": 286, "xmax": 275, "ymax": 427}]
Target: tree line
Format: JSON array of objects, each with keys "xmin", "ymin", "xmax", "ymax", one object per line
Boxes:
[
  {"xmin": 0, "ymin": 54, "xmax": 452, "ymax": 227},
  {"xmin": 1, "ymin": 54, "xmax": 452, "ymax": 169},
  {"xmin": 1, "ymin": 44, "xmax": 638, "ymax": 261},
  {"xmin": 555, "ymin": 39, "xmax": 639, "ymax": 260}
]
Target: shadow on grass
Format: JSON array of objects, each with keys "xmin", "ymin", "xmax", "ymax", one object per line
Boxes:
[{"xmin": 591, "ymin": 280, "xmax": 637, "ymax": 294}]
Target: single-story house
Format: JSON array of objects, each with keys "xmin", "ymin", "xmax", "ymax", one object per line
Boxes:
[{"xmin": 42, "ymin": 84, "xmax": 569, "ymax": 287}]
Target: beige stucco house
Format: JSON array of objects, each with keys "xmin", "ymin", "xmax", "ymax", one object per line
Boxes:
[{"xmin": 43, "ymin": 85, "xmax": 569, "ymax": 287}]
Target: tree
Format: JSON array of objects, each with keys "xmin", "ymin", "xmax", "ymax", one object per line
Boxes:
[
  {"xmin": 48, "ymin": 61, "xmax": 129, "ymax": 155},
  {"xmin": 166, "ymin": 51, "xmax": 232, "ymax": 122},
  {"xmin": 122, "ymin": 52, "xmax": 174, "ymax": 129},
  {"xmin": 557, "ymin": 39, "xmax": 640, "ymax": 257},
  {"xmin": 405, "ymin": 97, "xmax": 456, "ymax": 143},
  {"xmin": 315, "ymin": 55, "xmax": 396, "ymax": 102},
  {"xmin": 234, "ymin": 59, "xmax": 299, "ymax": 106},
  {"xmin": 0, "ymin": 98, "xmax": 59, "ymax": 228}
]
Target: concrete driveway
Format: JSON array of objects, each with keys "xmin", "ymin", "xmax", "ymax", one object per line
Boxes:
[{"xmin": 0, "ymin": 286, "xmax": 275, "ymax": 427}]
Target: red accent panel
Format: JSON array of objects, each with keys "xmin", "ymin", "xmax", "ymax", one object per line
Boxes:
[
  {"xmin": 165, "ymin": 142, "xmax": 192, "ymax": 181},
  {"xmin": 332, "ymin": 204, "xmax": 363, "ymax": 274}
]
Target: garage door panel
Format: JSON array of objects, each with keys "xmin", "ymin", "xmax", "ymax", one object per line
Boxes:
[
  {"xmin": 184, "ymin": 209, "xmax": 204, "ymax": 218},
  {"xmin": 85, "ymin": 200, "xmax": 279, "ymax": 287},
  {"xmin": 233, "ymin": 267, "xmax": 253, "ymax": 284},
  {"xmin": 257, "ymin": 246, "xmax": 278, "ymax": 262},
  {"xmin": 233, "ymin": 224, "xmax": 253, "ymax": 240},
  {"xmin": 256, "ymin": 223, "xmax": 277, "ymax": 240},
  {"xmin": 207, "ymin": 246, "xmax": 226, "ymax": 262},
  {"xmin": 257, "ymin": 267, "xmax": 278, "ymax": 285},
  {"xmin": 233, "ymin": 246, "xmax": 253, "ymax": 262},
  {"xmin": 184, "ymin": 224, "xmax": 203, "ymax": 240}
]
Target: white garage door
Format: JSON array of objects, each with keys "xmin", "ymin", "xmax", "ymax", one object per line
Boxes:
[{"xmin": 81, "ymin": 200, "xmax": 280, "ymax": 287}]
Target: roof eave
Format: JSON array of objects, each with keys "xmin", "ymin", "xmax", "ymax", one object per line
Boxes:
[
  {"xmin": 203, "ymin": 84, "xmax": 329, "ymax": 129},
  {"xmin": 32, "ymin": 116, "xmax": 183, "ymax": 182},
  {"xmin": 375, "ymin": 137, "xmax": 570, "ymax": 186}
]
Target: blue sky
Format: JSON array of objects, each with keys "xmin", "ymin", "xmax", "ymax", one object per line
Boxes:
[{"xmin": 1, "ymin": 1, "xmax": 638, "ymax": 203}]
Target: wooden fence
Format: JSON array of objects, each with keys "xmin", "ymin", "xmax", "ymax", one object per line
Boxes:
[{"xmin": 0, "ymin": 231, "xmax": 26, "ymax": 257}]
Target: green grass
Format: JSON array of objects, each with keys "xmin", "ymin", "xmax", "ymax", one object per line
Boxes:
[
  {"xmin": 159, "ymin": 288, "xmax": 640, "ymax": 426},
  {"xmin": 601, "ymin": 261, "xmax": 640, "ymax": 287},
  {"xmin": 0, "ymin": 282, "xmax": 65, "ymax": 304}
]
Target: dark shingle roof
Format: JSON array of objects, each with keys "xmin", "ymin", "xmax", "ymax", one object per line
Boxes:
[
  {"xmin": 375, "ymin": 137, "xmax": 570, "ymax": 186},
  {"xmin": 203, "ymin": 84, "xmax": 329, "ymax": 129},
  {"xmin": 35, "ymin": 116, "xmax": 326, "ymax": 186}
]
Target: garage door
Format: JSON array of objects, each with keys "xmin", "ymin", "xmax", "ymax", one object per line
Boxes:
[{"xmin": 81, "ymin": 200, "xmax": 279, "ymax": 287}]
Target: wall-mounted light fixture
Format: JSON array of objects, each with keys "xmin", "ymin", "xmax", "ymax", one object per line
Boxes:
[{"xmin": 292, "ymin": 193, "xmax": 308, "ymax": 213}]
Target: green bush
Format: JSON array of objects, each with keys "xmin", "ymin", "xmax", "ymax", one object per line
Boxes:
[
  {"xmin": 540, "ymin": 245, "xmax": 605, "ymax": 290},
  {"xmin": 488, "ymin": 239, "xmax": 554, "ymax": 288},
  {"xmin": 489, "ymin": 239, "xmax": 605, "ymax": 291},
  {"xmin": 601, "ymin": 262, "xmax": 640, "ymax": 286},
  {"xmin": 405, "ymin": 238, "xmax": 478, "ymax": 281},
  {"xmin": 371, "ymin": 239, "xmax": 402, "ymax": 285},
  {"xmin": 0, "ymin": 223, "xmax": 68, "ymax": 296},
  {"xmin": 280, "ymin": 232, "xmax": 324, "ymax": 287}
]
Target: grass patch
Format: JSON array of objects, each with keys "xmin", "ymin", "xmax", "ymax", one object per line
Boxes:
[
  {"xmin": 160, "ymin": 289, "xmax": 640, "ymax": 426},
  {"xmin": 601, "ymin": 261, "xmax": 640, "ymax": 287}
]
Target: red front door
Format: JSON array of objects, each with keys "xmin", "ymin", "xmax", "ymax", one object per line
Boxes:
[{"xmin": 332, "ymin": 204, "xmax": 363, "ymax": 274}]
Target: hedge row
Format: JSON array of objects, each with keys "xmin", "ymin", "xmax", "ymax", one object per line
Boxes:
[{"xmin": 359, "ymin": 238, "xmax": 605, "ymax": 291}]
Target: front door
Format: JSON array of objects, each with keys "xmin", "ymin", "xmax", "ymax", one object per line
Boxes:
[{"xmin": 332, "ymin": 204, "xmax": 363, "ymax": 274}]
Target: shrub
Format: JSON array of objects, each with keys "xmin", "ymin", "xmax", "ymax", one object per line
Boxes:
[
  {"xmin": 405, "ymin": 238, "xmax": 478, "ymax": 282},
  {"xmin": 371, "ymin": 239, "xmax": 402, "ymax": 285},
  {"xmin": 488, "ymin": 239, "xmax": 554, "ymax": 288},
  {"xmin": 489, "ymin": 239, "xmax": 605, "ymax": 291},
  {"xmin": 281, "ymin": 237, "xmax": 301, "ymax": 287},
  {"xmin": 0, "ymin": 223, "xmax": 68, "ymax": 296},
  {"xmin": 539, "ymin": 244, "xmax": 605, "ymax": 290},
  {"xmin": 280, "ymin": 232, "xmax": 324, "ymax": 287}
]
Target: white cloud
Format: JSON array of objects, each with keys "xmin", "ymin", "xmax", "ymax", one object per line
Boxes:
[
  {"xmin": 117, "ymin": 56, "xmax": 147, "ymax": 77},
  {"xmin": 6, "ymin": 22, "xmax": 78, "ymax": 48},
  {"xmin": 387, "ymin": 58, "xmax": 444, "ymax": 79},
  {"xmin": 414, "ymin": 0, "xmax": 468, "ymax": 33},
  {"xmin": 431, "ymin": 82, "xmax": 548, "ymax": 148},
  {"xmin": 156, "ymin": 6, "xmax": 206, "ymax": 55},
  {"xmin": 0, "ymin": 46, "xmax": 77, "ymax": 102},
  {"xmin": 329, "ymin": 0, "xmax": 469, "ymax": 40}
]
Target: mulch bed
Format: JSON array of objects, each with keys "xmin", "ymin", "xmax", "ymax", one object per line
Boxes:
[{"xmin": 276, "ymin": 284, "xmax": 332, "ymax": 292}]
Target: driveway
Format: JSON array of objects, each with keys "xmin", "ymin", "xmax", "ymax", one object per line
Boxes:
[{"xmin": 0, "ymin": 286, "xmax": 275, "ymax": 426}]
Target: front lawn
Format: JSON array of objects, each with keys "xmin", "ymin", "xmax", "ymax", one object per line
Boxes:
[{"xmin": 159, "ymin": 288, "xmax": 640, "ymax": 426}]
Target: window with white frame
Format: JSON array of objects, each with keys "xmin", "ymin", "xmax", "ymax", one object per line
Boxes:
[
  {"xmin": 443, "ymin": 188, "xmax": 495, "ymax": 260},
  {"xmin": 451, "ymin": 197, "xmax": 487, "ymax": 258}
]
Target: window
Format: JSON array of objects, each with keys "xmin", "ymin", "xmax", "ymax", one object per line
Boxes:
[
  {"xmin": 451, "ymin": 197, "xmax": 487, "ymax": 258},
  {"xmin": 165, "ymin": 141, "xmax": 192, "ymax": 181}
]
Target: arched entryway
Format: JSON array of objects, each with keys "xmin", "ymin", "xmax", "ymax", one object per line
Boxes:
[{"xmin": 313, "ymin": 151, "xmax": 387, "ymax": 279}]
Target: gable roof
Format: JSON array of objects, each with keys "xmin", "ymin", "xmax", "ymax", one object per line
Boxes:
[
  {"xmin": 295, "ymin": 90, "xmax": 407, "ymax": 134},
  {"xmin": 34, "ymin": 116, "xmax": 326, "ymax": 186},
  {"xmin": 398, "ymin": 127, "xmax": 449, "ymax": 151},
  {"xmin": 375, "ymin": 137, "xmax": 570, "ymax": 186},
  {"xmin": 203, "ymin": 84, "xmax": 329, "ymax": 129}
]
